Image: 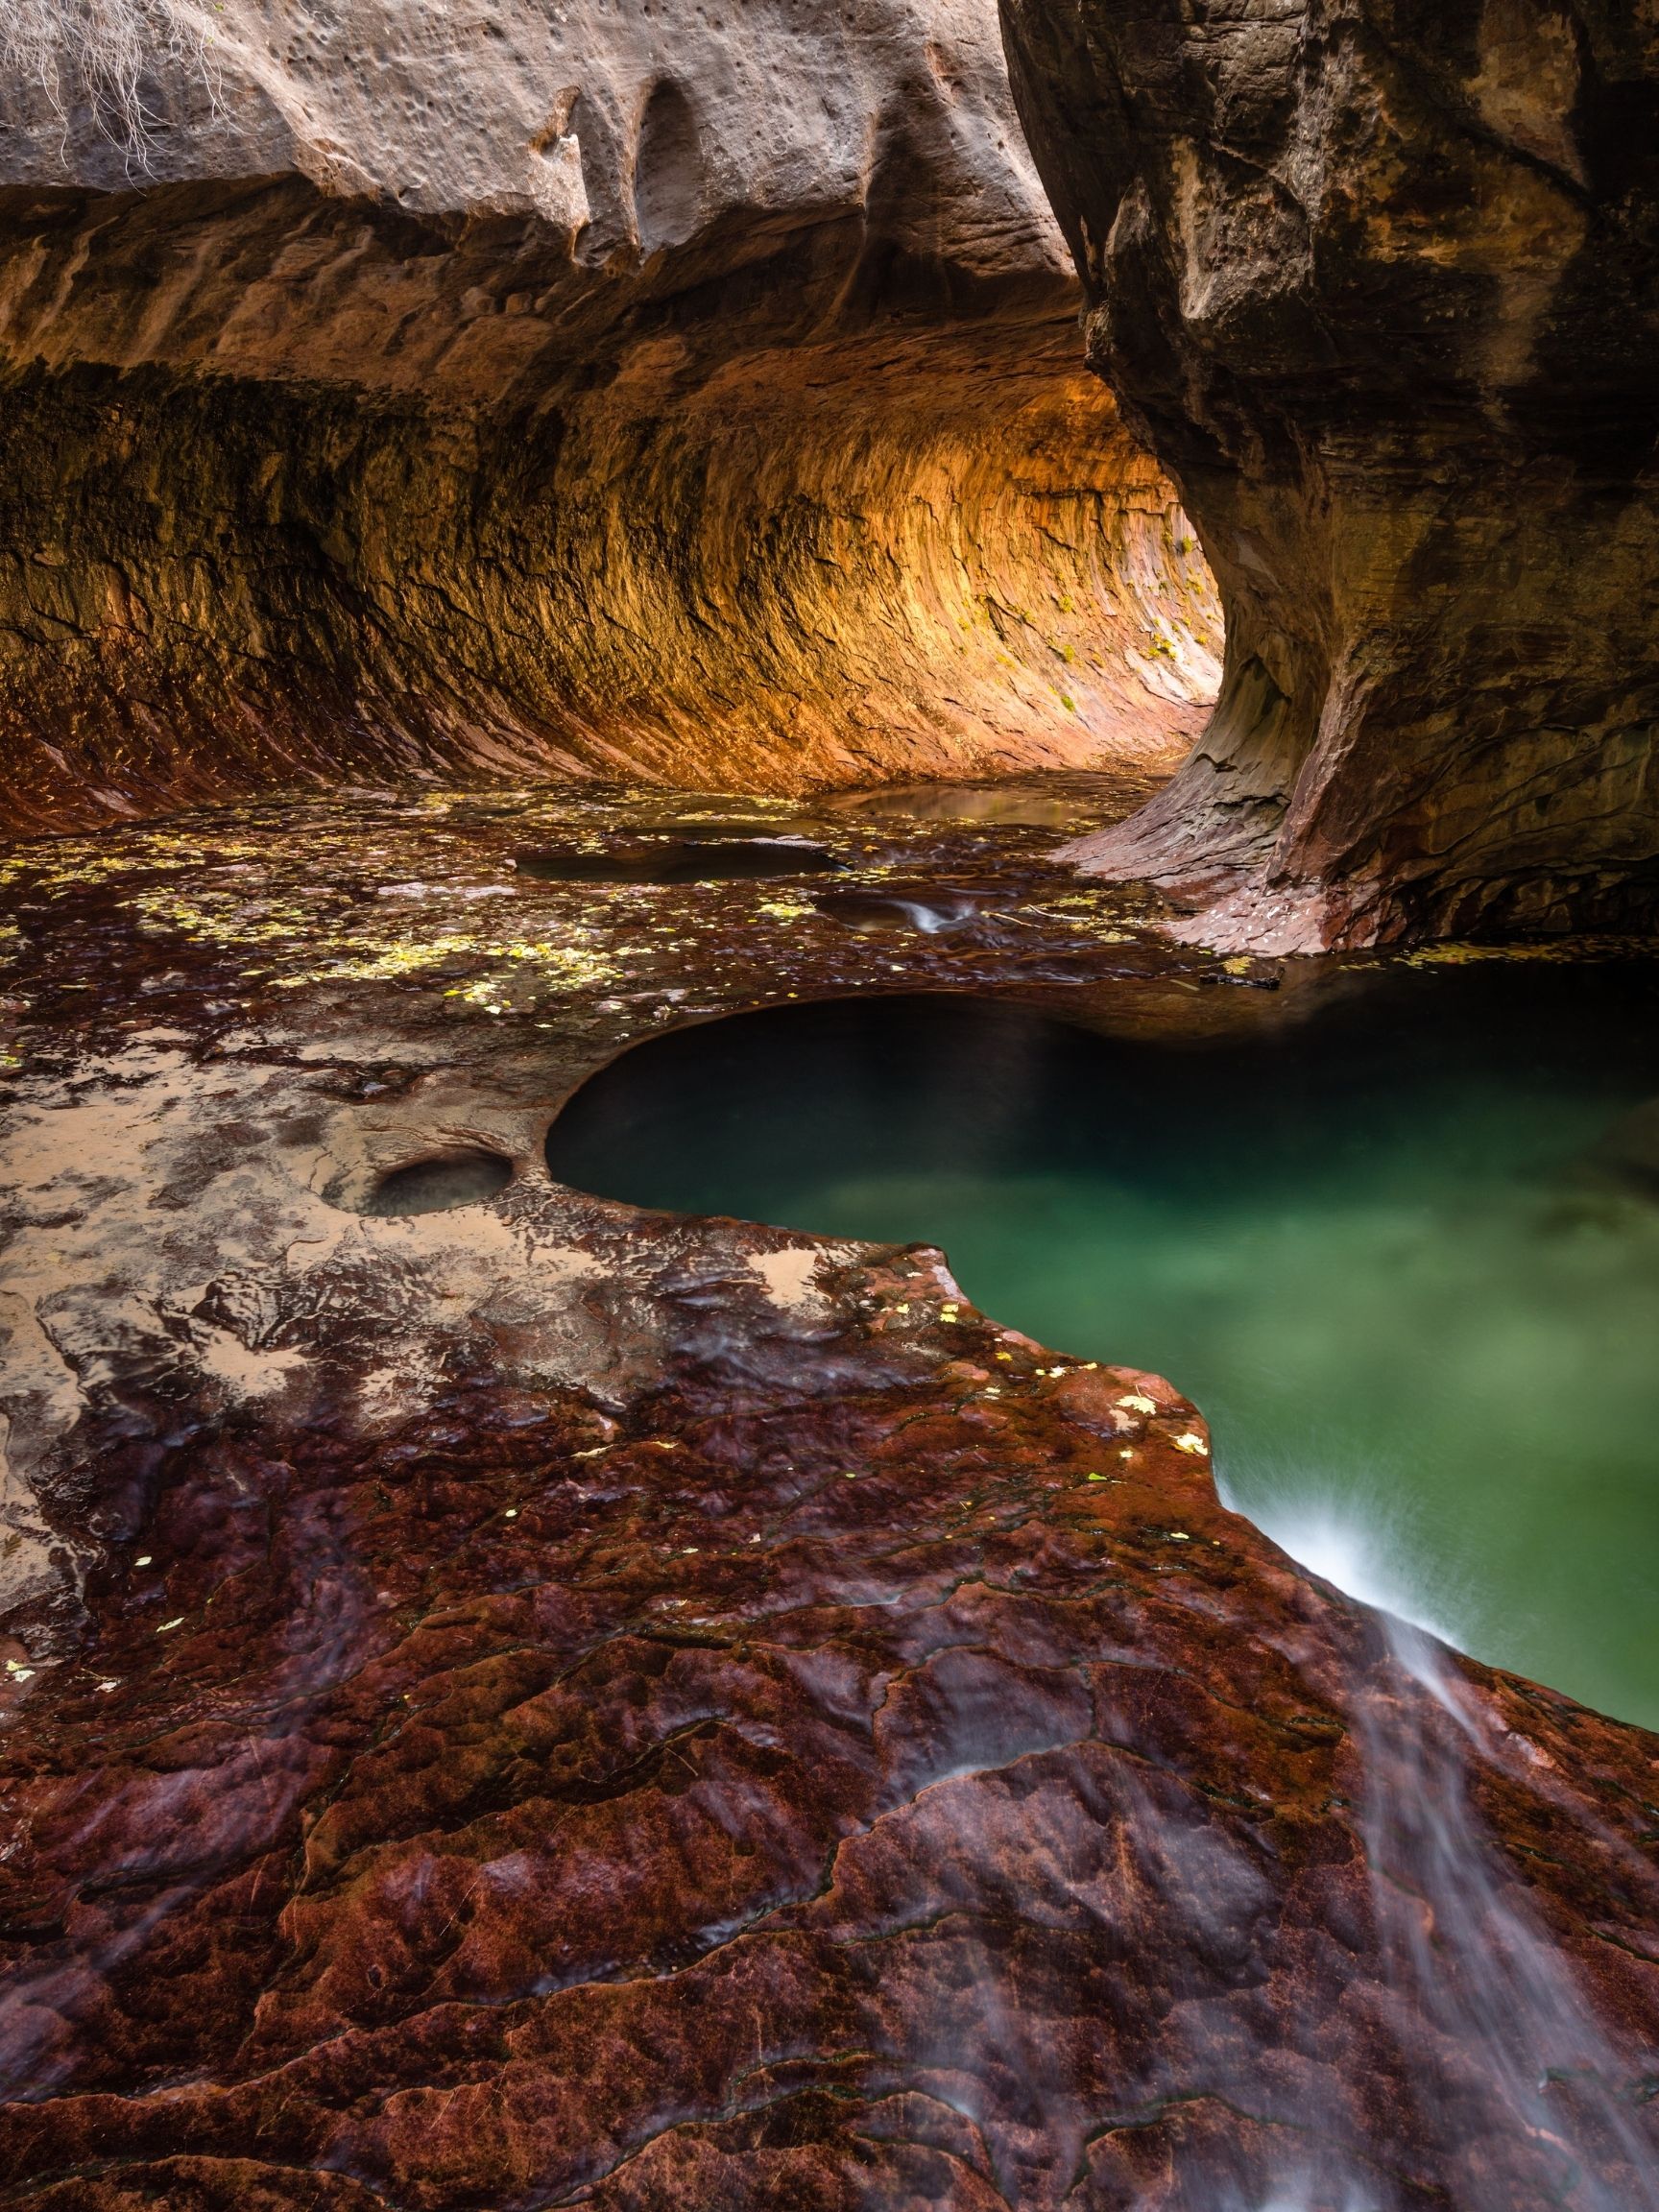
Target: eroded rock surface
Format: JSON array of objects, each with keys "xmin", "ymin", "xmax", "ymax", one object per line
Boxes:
[
  {"xmin": 0, "ymin": 774, "xmax": 1249, "ymax": 1648},
  {"xmin": 2, "ymin": 1283, "xmax": 1657, "ymax": 2210},
  {"xmin": 0, "ymin": 786, "xmax": 1656, "ymax": 2208},
  {"xmin": 1002, "ymin": 0, "xmax": 1659, "ymax": 949},
  {"xmin": 0, "ymin": 1, "xmax": 1218, "ymax": 830}
]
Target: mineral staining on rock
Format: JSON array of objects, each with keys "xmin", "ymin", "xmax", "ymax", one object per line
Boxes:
[
  {"xmin": 0, "ymin": 776, "xmax": 1224, "ymax": 1651},
  {"xmin": 1, "ymin": 782, "xmax": 1657, "ymax": 2207},
  {"xmin": 2, "ymin": 0, "xmax": 1658, "ymax": 2202},
  {"xmin": 1, "ymin": 1245, "xmax": 1656, "ymax": 2208},
  {"xmin": 0, "ymin": 0, "xmax": 1219, "ymax": 832},
  {"xmin": 1001, "ymin": 0, "xmax": 1659, "ymax": 950}
]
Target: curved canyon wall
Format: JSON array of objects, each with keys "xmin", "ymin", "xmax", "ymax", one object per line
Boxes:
[
  {"xmin": 0, "ymin": 1, "xmax": 1219, "ymax": 831},
  {"xmin": 1001, "ymin": 0, "xmax": 1659, "ymax": 949}
]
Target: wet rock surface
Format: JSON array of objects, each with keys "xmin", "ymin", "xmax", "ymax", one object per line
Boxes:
[
  {"xmin": 516, "ymin": 838, "xmax": 847, "ymax": 886},
  {"xmin": 0, "ymin": 771, "xmax": 1253, "ymax": 1654},
  {"xmin": 1001, "ymin": 0, "xmax": 1659, "ymax": 950},
  {"xmin": 0, "ymin": 776, "xmax": 1656, "ymax": 2206},
  {"xmin": 810, "ymin": 885, "xmax": 984, "ymax": 934},
  {"xmin": 6, "ymin": 1315, "xmax": 1659, "ymax": 2211}
]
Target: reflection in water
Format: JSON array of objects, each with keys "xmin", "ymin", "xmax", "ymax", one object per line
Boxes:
[
  {"xmin": 817, "ymin": 773, "xmax": 1158, "ymax": 829},
  {"xmin": 826, "ymin": 783, "xmax": 1082, "ymax": 826},
  {"xmin": 545, "ymin": 973, "xmax": 1659, "ymax": 1727}
]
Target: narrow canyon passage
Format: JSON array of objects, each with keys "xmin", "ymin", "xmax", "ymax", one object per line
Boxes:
[
  {"xmin": 1, "ymin": 3, "xmax": 1658, "ymax": 2210},
  {"xmin": 0, "ymin": 217, "xmax": 1219, "ymax": 830},
  {"xmin": 0, "ymin": 0, "xmax": 1220, "ymax": 836},
  {"xmin": 1000, "ymin": 0, "xmax": 1659, "ymax": 950}
]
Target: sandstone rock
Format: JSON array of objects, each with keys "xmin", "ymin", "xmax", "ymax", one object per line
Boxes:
[
  {"xmin": 2, "ymin": 1309, "xmax": 1656, "ymax": 2211},
  {"xmin": 1, "ymin": 787, "xmax": 1656, "ymax": 2209},
  {"xmin": 1001, "ymin": 0, "xmax": 1659, "ymax": 949},
  {"xmin": 0, "ymin": 0, "xmax": 1219, "ymax": 829}
]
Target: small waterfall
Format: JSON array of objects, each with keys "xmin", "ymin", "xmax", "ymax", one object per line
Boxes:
[
  {"xmin": 1211, "ymin": 1480, "xmax": 1659, "ymax": 2208},
  {"xmin": 1351, "ymin": 1609, "xmax": 1659, "ymax": 2211}
]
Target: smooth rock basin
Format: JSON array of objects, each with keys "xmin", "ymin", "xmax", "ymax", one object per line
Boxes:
[
  {"xmin": 812, "ymin": 886, "xmax": 983, "ymax": 934},
  {"xmin": 546, "ymin": 962, "xmax": 1659, "ymax": 1728},
  {"xmin": 362, "ymin": 1149, "xmax": 516, "ymax": 1216},
  {"xmin": 516, "ymin": 838, "xmax": 845, "ymax": 885}
]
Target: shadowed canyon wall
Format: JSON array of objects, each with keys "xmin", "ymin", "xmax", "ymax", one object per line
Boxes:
[
  {"xmin": 1001, "ymin": 0, "xmax": 1659, "ymax": 949},
  {"xmin": 0, "ymin": 1, "xmax": 1220, "ymax": 831}
]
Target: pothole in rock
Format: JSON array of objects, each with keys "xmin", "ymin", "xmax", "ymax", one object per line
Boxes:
[
  {"xmin": 812, "ymin": 888, "xmax": 982, "ymax": 934},
  {"xmin": 544, "ymin": 966, "xmax": 1659, "ymax": 1732},
  {"xmin": 516, "ymin": 838, "xmax": 845, "ymax": 885},
  {"xmin": 362, "ymin": 1151, "xmax": 516, "ymax": 1216}
]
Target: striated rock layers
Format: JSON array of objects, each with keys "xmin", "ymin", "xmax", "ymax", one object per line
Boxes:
[
  {"xmin": 1001, "ymin": 0, "xmax": 1659, "ymax": 950},
  {"xmin": 0, "ymin": 1, "xmax": 1219, "ymax": 832},
  {"xmin": 5, "ymin": 1289, "xmax": 1659, "ymax": 2211}
]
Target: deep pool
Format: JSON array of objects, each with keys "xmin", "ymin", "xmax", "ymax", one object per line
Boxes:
[{"xmin": 545, "ymin": 966, "xmax": 1659, "ymax": 1729}]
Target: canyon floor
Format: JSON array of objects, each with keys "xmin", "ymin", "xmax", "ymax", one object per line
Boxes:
[{"xmin": 1, "ymin": 775, "xmax": 1656, "ymax": 2209}]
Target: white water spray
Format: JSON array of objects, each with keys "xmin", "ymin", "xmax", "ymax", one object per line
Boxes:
[
  {"xmin": 1354, "ymin": 1609, "xmax": 1659, "ymax": 2210},
  {"xmin": 1228, "ymin": 1488, "xmax": 1659, "ymax": 2208}
]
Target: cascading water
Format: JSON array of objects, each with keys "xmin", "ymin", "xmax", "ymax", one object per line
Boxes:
[
  {"xmin": 1349, "ymin": 1612, "xmax": 1659, "ymax": 2210},
  {"xmin": 539, "ymin": 962, "xmax": 1659, "ymax": 2203},
  {"xmin": 1200, "ymin": 1584, "xmax": 1659, "ymax": 2211}
]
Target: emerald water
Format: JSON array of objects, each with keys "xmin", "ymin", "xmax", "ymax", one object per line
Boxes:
[{"xmin": 545, "ymin": 966, "xmax": 1659, "ymax": 1730}]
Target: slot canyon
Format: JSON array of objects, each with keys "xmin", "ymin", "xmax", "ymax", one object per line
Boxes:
[
  {"xmin": 0, "ymin": 7, "xmax": 1656, "ymax": 2212},
  {"xmin": 0, "ymin": 0, "xmax": 1218, "ymax": 830}
]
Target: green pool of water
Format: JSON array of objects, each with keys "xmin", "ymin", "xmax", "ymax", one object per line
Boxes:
[{"xmin": 546, "ymin": 966, "xmax": 1659, "ymax": 1729}]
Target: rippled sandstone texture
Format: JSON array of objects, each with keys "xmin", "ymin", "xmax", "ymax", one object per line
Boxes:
[
  {"xmin": 0, "ymin": 1, "xmax": 1219, "ymax": 831},
  {"xmin": 1001, "ymin": 0, "xmax": 1659, "ymax": 950},
  {"xmin": 5, "ymin": 9, "xmax": 1659, "ymax": 2203},
  {"xmin": 0, "ymin": 788, "xmax": 1656, "ymax": 2209},
  {"xmin": 6, "ymin": 1307, "xmax": 1659, "ymax": 2212}
]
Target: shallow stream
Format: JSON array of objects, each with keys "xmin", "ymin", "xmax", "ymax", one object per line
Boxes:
[{"xmin": 547, "ymin": 959, "xmax": 1659, "ymax": 1728}]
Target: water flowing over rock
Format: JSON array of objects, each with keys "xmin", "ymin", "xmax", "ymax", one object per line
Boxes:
[
  {"xmin": 3, "ymin": 6, "xmax": 1659, "ymax": 2206},
  {"xmin": 0, "ymin": 0, "xmax": 1218, "ymax": 831},
  {"xmin": 1000, "ymin": 0, "xmax": 1659, "ymax": 950},
  {"xmin": 2, "ymin": 1288, "xmax": 1656, "ymax": 2211},
  {"xmin": 1, "ymin": 786, "xmax": 1656, "ymax": 2209}
]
